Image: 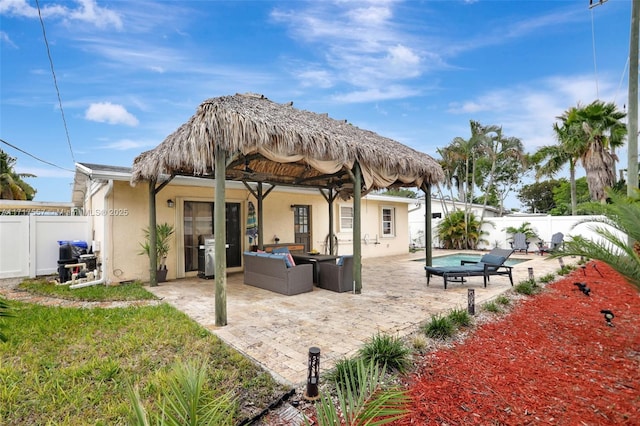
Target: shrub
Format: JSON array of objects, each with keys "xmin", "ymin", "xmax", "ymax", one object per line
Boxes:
[
  {"xmin": 327, "ymin": 357, "xmax": 362, "ymax": 394},
  {"xmin": 358, "ymin": 333, "xmax": 411, "ymax": 374},
  {"xmin": 313, "ymin": 358, "xmax": 409, "ymax": 426},
  {"xmin": 482, "ymin": 301, "xmax": 501, "ymax": 313},
  {"xmin": 557, "ymin": 264, "xmax": 576, "ymax": 276},
  {"xmin": 129, "ymin": 360, "xmax": 236, "ymax": 426},
  {"xmin": 410, "ymin": 335, "xmax": 428, "ymax": 353},
  {"xmin": 539, "ymin": 273, "xmax": 556, "ymax": 284},
  {"xmin": 447, "ymin": 308, "xmax": 472, "ymax": 327},
  {"xmin": 422, "ymin": 314, "xmax": 455, "ymax": 339},
  {"xmin": 514, "ymin": 279, "xmax": 539, "ymax": 295},
  {"xmin": 495, "ymin": 295, "xmax": 510, "ymax": 306}
]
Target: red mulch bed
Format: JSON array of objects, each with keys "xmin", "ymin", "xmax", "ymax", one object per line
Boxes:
[{"xmin": 394, "ymin": 261, "xmax": 640, "ymax": 425}]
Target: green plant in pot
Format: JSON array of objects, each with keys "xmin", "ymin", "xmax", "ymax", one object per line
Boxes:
[{"xmin": 139, "ymin": 222, "xmax": 174, "ymax": 283}]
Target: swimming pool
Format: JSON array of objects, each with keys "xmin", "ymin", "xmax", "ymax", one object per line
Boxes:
[{"xmin": 414, "ymin": 253, "xmax": 528, "ymax": 267}]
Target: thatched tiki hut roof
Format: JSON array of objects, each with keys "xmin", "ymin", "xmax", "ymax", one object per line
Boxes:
[
  {"xmin": 130, "ymin": 93, "xmax": 443, "ymax": 326},
  {"xmin": 130, "ymin": 93, "xmax": 444, "ymax": 193}
]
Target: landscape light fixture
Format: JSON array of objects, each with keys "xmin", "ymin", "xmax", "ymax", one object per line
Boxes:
[
  {"xmin": 573, "ymin": 282, "xmax": 591, "ymax": 296},
  {"xmin": 600, "ymin": 309, "xmax": 615, "ymax": 327},
  {"xmin": 303, "ymin": 347, "xmax": 321, "ymax": 401}
]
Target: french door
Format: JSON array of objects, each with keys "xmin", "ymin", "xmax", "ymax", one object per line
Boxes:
[{"xmin": 183, "ymin": 201, "xmax": 241, "ymax": 272}]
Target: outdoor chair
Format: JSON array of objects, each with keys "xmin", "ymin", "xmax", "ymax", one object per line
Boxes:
[
  {"xmin": 509, "ymin": 232, "xmax": 530, "ymax": 254},
  {"xmin": 538, "ymin": 232, "xmax": 564, "ymax": 255},
  {"xmin": 317, "ymin": 255, "xmax": 354, "ymax": 292},
  {"xmin": 424, "ymin": 248, "xmax": 515, "ymax": 290}
]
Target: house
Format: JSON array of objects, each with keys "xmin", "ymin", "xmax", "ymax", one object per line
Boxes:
[{"xmin": 72, "ymin": 162, "xmax": 419, "ymax": 284}]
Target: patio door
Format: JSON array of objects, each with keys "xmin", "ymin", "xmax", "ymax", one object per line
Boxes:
[
  {"xmin": 183, "ymin": 201, "xmax": 241, "ymax": 272},
  {"xmin": 293, "ymin": 205, "xmax": 311, "ymax": 251}
]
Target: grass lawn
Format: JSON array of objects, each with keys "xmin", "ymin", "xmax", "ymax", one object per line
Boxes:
[{"xmin": 0, "ymin": 280, "xmax": 290, "ymax": 425}]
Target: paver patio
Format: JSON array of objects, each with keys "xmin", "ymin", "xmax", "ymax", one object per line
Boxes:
[{"xmin": 146, "ymin": 250, "xmax": 568, "ymax": 385}]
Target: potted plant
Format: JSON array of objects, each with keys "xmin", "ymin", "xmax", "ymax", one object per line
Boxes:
[{"xmin": 139, "ymin": 222, "xmax": 174, "ymax": 283}]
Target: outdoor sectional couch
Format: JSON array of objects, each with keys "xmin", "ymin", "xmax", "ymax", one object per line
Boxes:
[{"xmin": 243, "ymin": 251, "xmax": 313, "ymax": 295}]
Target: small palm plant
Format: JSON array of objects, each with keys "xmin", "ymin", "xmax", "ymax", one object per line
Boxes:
[
  {"xmin": 128, "ymin": 360, "xmax": 236, "ymax": 426},
  {"xmin": 139, "ymin": 222, "xmax": 175, "ymax": 270},
  {"xmin": 549, "ymin": 190, "xmax": 640, "ymax": 291},
  {"xmin": 311, "ymin": 358, "xmax": 409, "ymax": 426},
  {"xmin": 437, "ymin": 210, "xmax": 490, "ymax": 250}
]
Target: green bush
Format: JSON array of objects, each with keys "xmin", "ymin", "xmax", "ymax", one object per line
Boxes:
[
  {"xmin": 422, "ymin": 314, "xmax": 455, "ymax": 339},
  {"xmin": 514, "ymin": 279, "xmax": 540, "ymax": 295},
  {"xmin": 327, "ymin": 357, "xmax": 362, "ymax": 394},
  {"xmin": 358, "ymin": 333, "xmax": 411, "ymax": 374},
  {"xmin": 447, "ymin": 308, "xmax": 472, "ymax": 327},
  {"xmin": 539, "ymin": 273, "xmax": 556, "ymax": 284},
  {"xmin": 495, "ymin": 295, "xmax": 510, "ymax": 306},
  {"xmin": 482, "ymin": 301, "xmax": 501, "ymax": 313},
  {"xmin": 557, "ymin": 264, "xmax": 576, "ymax": 276}
]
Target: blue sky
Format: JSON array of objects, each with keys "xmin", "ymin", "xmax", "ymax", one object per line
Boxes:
[{"xmin": 0, "ymin": 0, "xmax": 634, "ymax": 208}]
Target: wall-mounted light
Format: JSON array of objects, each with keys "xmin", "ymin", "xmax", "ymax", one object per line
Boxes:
[
  {"xmin": 290, "ymin": 205, "xmax": 296, "ymax": 211},
  {"xmin": 167, "ymin": 199, "xmax": 175, "ymax": 208}
]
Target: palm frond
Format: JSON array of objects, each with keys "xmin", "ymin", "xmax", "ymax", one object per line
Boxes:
[{"xmin": 312, "ymin": 358, "xmax": 409, "ymax": 426}]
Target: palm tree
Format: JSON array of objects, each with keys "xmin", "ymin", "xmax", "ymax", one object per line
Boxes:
[
  {"xmin": 549, "ymin": 191, "xmax": 640, "ymax": 292},
  {"xmin": 476, "ymin": 126, "xmax": 524, "ymax": 221},
  {"xmin": 0, "ymin": 150, "xmax": 36, "ymax": 200},
  {"xmin": 534, "ymin": 107, "xmax": 582, "ymax": 215},
  {"xmin": 565, "ymin": 101, "xmax": 627, "ymax": 203}
]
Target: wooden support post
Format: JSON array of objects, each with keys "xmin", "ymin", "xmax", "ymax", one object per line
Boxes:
[
  {"xmin": 148, "ymin": 178, "xmax": 158, "ymax": 287},
  {"xmin": 353, "ymin": 163, "xmax": 362, "ymax": 294},
  {"xmin": 215, "ymin": 146, "xmax": 228, "ymax": 326}
]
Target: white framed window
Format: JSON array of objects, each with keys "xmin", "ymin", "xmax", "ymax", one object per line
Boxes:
[
  {"xmin": 381, "ymin": 207, "xmax": 395, "ymax": 237},
  {"xmin": 339, "ymin": 205, "xmax": 353, "ymax": 231}
]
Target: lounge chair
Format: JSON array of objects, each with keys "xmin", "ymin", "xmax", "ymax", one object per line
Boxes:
[
  {"xmin": 424, "ymin": 248, "xmax": 515, "ymax": 290},
  {"xmin": 538, "ymin": 232, "xmax": 564, "ymax": 255},
  {"xmin": 510, "ymin": 232, "xmax": 530, "ymax": 254}
]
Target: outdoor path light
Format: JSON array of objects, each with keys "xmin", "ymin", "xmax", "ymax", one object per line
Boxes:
[{"xmin": 304, "ymin": 346, "xmax": 321, "ymax": 401}]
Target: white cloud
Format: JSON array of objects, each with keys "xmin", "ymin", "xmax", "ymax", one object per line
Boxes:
[
  {"xmin": 85, "ymin": 102, "xmax": 139, "ymax": 126},
  {"xmin": 0, "ymin": 0, "xmax": 122, "ymax": 30},
  {"xmin": 98, "ymin": 139, "xmax": 152, "ymax": 151},
  {"xmin": 271, "ymin": 1, "xmax": 428, "ymax": 102},
  {"xmin": 332, "ymin": 85, "xmax": 417, "ymax": 103},
  {"xmin": 445, "ymin": 73, "xmax": 625, "ymax": 150},
  {"xmin": 15, "ymin": 166, "xmax": 73, "ymax": 178},
  {"xmin": 296, "ymin": 69, "xmax": 334, "ymax": 89},
  {"xmin": 0, "ymin": 30, "xmax": 16, "ymax": 48}
]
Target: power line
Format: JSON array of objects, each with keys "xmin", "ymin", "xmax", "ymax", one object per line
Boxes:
[
  {"xmin": 0, "ymin": 138, "xmax": 75, "ymax": 172},
  {"xmin": 35, "ymin": 0, "xmax": 76, "ymax": 164}
]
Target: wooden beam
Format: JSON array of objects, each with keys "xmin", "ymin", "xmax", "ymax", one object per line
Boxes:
[{"xmin": 153, "ymin": 174, "xmax": 176, "ymax": 195}]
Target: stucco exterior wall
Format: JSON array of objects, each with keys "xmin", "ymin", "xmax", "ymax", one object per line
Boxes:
[{"xmin": 84, "ymin": 180, "xmax": 412, "ymax": 283}]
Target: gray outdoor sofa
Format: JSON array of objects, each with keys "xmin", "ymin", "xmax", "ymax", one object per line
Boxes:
[
  {"xmin": 424, "ymin": 248, "xmax": 515, "ymax": 290},
  {"xmin": 243, "ymin": 251, "xmax": 313, "ymax": 295}
]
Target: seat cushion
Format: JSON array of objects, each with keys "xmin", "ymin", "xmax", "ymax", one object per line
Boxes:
[{"xmin": 479, "ymin": 254, "xmax": 505, "ymax": 265}]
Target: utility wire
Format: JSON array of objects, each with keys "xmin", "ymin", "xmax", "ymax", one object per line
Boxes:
[
  {"xmin": 590, "ymin": 6, "xmax": 600, "ymax": 98},
  {"xmin": 0, "ymin": 138, "xmax": 75, "ymax": 172},
  {"xmin": 35, "ymin": 0, "xmax": 76, "ymax": 164}
]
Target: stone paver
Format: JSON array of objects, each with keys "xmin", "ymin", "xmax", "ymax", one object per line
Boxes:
[{"xmin": 146, "ymin": 250, "xmax": 568, "ymax": 385}]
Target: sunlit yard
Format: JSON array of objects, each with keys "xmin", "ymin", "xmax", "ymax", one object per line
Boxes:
[{"xmin": 0, "ymin": 282, "xmax": 288, "ymax": 425}]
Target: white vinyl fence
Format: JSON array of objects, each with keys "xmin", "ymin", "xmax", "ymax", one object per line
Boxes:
[
  {"xmin": 429, "ymin": 215, "xmax": 618, "ymax": 252},
  {"xmin": 0, "ymin": 216, "xmax": 90, "ymax": 279}
]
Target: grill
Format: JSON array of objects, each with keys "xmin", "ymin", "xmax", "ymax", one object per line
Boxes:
[{"xmin": 198, "ymin": 235, "xmax": 215, "ymax": 279}]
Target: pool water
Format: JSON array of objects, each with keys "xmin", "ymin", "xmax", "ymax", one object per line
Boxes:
[{"xmin": 414, "ymin": 254, "xmax": 528, "ymax": 267}]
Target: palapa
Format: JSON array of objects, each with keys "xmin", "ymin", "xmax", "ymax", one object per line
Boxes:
[{"xmin": 130, "ymin": 93, "xmax": 444, "ymax": 195}]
